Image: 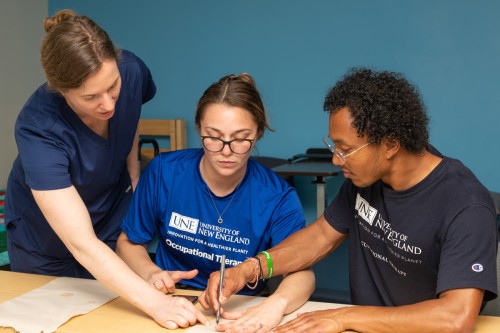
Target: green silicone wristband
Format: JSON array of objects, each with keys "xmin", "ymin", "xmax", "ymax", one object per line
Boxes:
[{"xmin": 258, "ymin": 251, "xmax": 273, "ymax": 279}]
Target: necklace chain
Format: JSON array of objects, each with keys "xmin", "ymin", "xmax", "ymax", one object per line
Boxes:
[{"xmin": 207, "ymin": 183, "xmax": 240, "ymax": 224}]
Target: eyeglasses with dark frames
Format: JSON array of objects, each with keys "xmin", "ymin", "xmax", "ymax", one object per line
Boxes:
[
  {"xmin": 322, "ymin": 136, "xmax": 374, "ymax": 163},
  {"xmin": 201, "ymin": 136, "xmax": 255, "ymax": 154}
]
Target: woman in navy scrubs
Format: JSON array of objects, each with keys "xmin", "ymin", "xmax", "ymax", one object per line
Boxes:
[{"xmin": 5, "ymin": 9, "xmax": 207, "ymax": 329}]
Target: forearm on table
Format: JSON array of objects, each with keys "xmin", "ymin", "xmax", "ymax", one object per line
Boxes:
[
  {"xmin": 32, "ymin": 188, "xmax": 165, "ymax": 317},
  {"xmin": 48, "ymin": 217, "xmax": 166, "ymax": 318},
  {"xmin": 68, "ymin": 233, "xmax": 167, "ymax": 316},
  {"xmin": 269, "ymin": 268, "xmax": 315, "ymax": 315},
  {"xmin": 338, "ymin": 288, "xmax": 483, "ymax": 333},
  {"xmin": 258, "ymin": 217, "xmax": 345, "ymax": 278},
  {"xmin": 73, "ymin": 237, "xmax": 158, "ymax": 304}
]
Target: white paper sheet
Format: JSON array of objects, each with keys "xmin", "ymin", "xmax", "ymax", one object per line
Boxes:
[
  {"xmin": 0, "ymin": 276, "xmax": 117, "ymax": 333},
  {"xmin": 186, "ymin": 296, "xmax": 351, "ymax": 332}
]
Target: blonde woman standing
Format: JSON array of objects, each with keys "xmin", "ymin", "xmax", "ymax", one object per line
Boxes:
[{"xmin": 5, "ymin": 10, "xmax": 207, "ymax": 329}]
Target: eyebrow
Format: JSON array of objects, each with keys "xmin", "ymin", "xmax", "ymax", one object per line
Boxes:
[
  {"xmin": 204, "ymin": 127, "xmax": 253, "ymax": 136},
  {"xmin": 330, "ymin": 137, "xmax": 351, "ymax": 147},
  {"xmin": 328, "ymin": 135, "xmax": 342, "ymax": 144}
]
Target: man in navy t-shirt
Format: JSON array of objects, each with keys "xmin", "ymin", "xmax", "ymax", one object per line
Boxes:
[{"xmin": 206, "ymin": 68, "xmax": 497, "ymax": 333}]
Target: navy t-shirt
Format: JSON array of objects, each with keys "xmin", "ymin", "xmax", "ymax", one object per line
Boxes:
[
  {"xmin": 325, "ymin": 152, "xmax": 497, "ymax": 306},
  {"xmin": 5, "ymin": 49, "xmax": 156, "ymax": 278}
]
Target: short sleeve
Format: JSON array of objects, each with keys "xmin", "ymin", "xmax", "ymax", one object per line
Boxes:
[
  {"xmin": 324, "ymin": 180, "xmax": 355, "ymax": 234},
  {"xmin": 121, "ymin": 155, "xmax": 161, "ymax": 244},
  {"xmin": 15, "ymin": 119, "xmax": 71, "ymax": 191},
  {"xmin": 437, "ymin": 204, "xmax": 497, "ymax": 301},
  {"xmin": 269, "ymin": 187, "xmax": 306, "ymax": 247}
]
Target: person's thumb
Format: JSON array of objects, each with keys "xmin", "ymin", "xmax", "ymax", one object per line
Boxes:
[{"xmin": 171, "ymin": 269, "xmax": 199, "ymax": 282}]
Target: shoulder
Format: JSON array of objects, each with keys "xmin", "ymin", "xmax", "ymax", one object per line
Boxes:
[
  {"xmin": 147, "ymin": 148, "xmax": 202, "ymax": 170},
  {"xmin": 16, "ymin": 84, "xmax": 66, "ymax": 134},
  {"xmin": 439, "ymin": 157, "xmax": 493, "ymax": 206},
  {"xmin": 117, "ymin": 49, "xmax": 151, "ymax": 77},
  {"xmin": 117, "ymin": 49, "xmax": 156, "ymax": 102},
  {"xmin": 118, "ymin": 49, "xmax": 146, "ymax": 68},
  {"xmin": 246, "ymin": 158, "xmax": 294, "ymax": 193},
  {"xmin": 413, "ymin": 153, "xmax": 495, "ymax": 218},
  {"xmin": 140, "ymin": 148, "xmax": 202, "ymax": 188},
  {"xmin": 159, "ymin": 148, "xmax": 203, "ymax": 162},
  {"xmin": 437, "ymin": 157, "xmax": 486, "ymax": 191}
]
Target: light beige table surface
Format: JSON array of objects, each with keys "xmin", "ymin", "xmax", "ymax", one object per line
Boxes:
[{"xmin": 0, "ymin": 270, "xmax": 499, "ymax": 332}]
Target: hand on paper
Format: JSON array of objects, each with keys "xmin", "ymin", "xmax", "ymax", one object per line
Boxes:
[
  {"xmin": 272, "ymin": 309, "xmax": 345, "ymax": 333},
  {"xmin": 147, "ymin": 268, "xmax": 199, "ymax": 294},
  {"xmin": 214, "ymin": 296, "xmax": 287, "ymax": 333},
  {"xmin": 199, "ymin": 264, "xmax": 250, "ymax": 312},
  {"xmin": 151, "ymin": 293, "xmax": 209, "ymax": 329}
]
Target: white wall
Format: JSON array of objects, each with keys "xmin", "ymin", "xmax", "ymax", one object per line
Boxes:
[{"xmin": 0, "ymin": 0, "xmax": 47, "ymax": 189}]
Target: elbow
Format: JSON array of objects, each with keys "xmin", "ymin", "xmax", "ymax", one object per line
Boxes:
[
  {"xmin": 115, "ymin": 232, "xmax": 127, "ymax": 258},
  {"xmin": 308, "ymin": 268, "xmax": 316, "ymax": 294},
  {"xmin": 446, "ymin": 323, "xmax": 475, "ymax": 333},
  {"xmin": 436, "ymin": 288, "xmax": 483, "ymax": 333},
  {"xmin": 444, "ymin": 311, "xmax": 479, "ymax": 333}
]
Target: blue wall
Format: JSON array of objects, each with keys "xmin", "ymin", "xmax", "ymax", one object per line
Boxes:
[
  {"xmin": 50, "ymin": 0, "xmax": 500, "ymax": 192},
  {"xmin": 49, "ymin": 0, "xmax": 500, "ymax": 296}
]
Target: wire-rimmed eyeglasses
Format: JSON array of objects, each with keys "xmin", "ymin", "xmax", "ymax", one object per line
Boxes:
[
  {"xmin": 201, "ymin": 136, "xmax": 255, "ymax": 154},
  {"xmin": 322, "ymin": 136, "xmax": 374, "ymax": 163}
]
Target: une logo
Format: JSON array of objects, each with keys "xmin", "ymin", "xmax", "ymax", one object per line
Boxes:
[
  {"xmin": 355, "ymin": 193, "xmax": 378, "ymax": 226},
  {"xmin": 471, "ymin": 263, "xmax": 483, "ymax": 272},
  {"xmin": 169, "ymin": 212, "xmax": 199, "ymax": 234}
]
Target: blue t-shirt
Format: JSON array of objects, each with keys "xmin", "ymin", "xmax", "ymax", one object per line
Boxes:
[
  {"xmin": 121, "ymin": 148, "xmax": 306, "ymax": 294},
  {"xmin": 5, "ymin": 49, "xmax": 156, "ymax": 278},
  {"xmin": 325, "ymin": 153, "xmax": 497, "ymax": 306}
]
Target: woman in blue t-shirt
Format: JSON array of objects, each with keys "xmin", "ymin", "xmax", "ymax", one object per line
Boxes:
[
  {"xmin": 118, "ymin": 73, "xmax": 315, "ymax": 332},
  {"xmin": 5, "ymin": 9, "xmax": 207, "ymax": 329}
]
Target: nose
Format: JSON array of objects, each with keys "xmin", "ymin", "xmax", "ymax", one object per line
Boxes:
[
  {"xmin": 100, "ymin": 93, "xmax": 116, "ymax": 111},
  {"xmin": 220, "ymin": 142, "xmax": 233, "ymax": 156},
  {"xmin": 331, "ymin": 153, "xmax": 345, "ymax": 166}
]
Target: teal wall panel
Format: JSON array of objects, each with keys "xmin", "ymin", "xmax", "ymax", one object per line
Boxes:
[{"xmin": 48, "ymin": 0, "xmax": 500, "ymax": 297}]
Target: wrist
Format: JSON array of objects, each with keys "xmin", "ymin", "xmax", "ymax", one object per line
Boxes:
[
  {"xmin": 128, "ymin": 280, "xmax": 165, "ymax": 319},
  {"xmin": 257, "ymin": 251, "xmax": 273, "ymax": 279},
  {"xmin": 244, "ymin": 257, "xmax": 261, "ymax": 289},
  {"xmin": 337, "ymin": 304, "xmax": 356, "ymax": 332},
  {"xmin": 242, "ymin": 258, "xmax": 258, "ymax": 282},
  {"xmin": 267, "ymin": 292, "xmax": 288, "ymax": 315},
  {"xmin": 145, "ymin": 265, "xmax": 163, "ymax": 282}
]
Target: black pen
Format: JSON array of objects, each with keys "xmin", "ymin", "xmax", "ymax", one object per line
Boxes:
[{"xmin": 216, "ymin": 254, "xmax": 226, "ymax": 324}]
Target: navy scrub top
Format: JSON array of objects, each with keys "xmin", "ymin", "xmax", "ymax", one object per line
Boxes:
[{"xmin": 5, "ymin": 49, "xmax": 156, "ymax": 278}]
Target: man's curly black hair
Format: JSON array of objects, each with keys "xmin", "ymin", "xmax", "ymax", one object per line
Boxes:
[{"xmin": 323, "ymin": 68, "xmax": 429, "ymax": 153}]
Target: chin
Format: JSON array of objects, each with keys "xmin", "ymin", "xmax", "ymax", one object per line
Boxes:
[
  {"xmin": 217, "ymin": 168, "xmax": 237, "ymax": 177},
  {"xmin": 351, "ymin": 179, "xmax": 376, "ymax": 189},
  {"xmin": 218, "ymin": 164, "xmax": 244, "ymax": 178}
]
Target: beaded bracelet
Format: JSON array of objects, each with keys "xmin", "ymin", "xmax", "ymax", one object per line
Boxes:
[
  {"xmin": 255, "ymin": 255, "xmax": 264, "ymax": 280},
  {"xmin": 258, "ymin": 250, "xmax": 273, "ymax": 279},
  {"xmin": 245, "ymin": 257, "xmax": 260, "ymax": 289}
]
